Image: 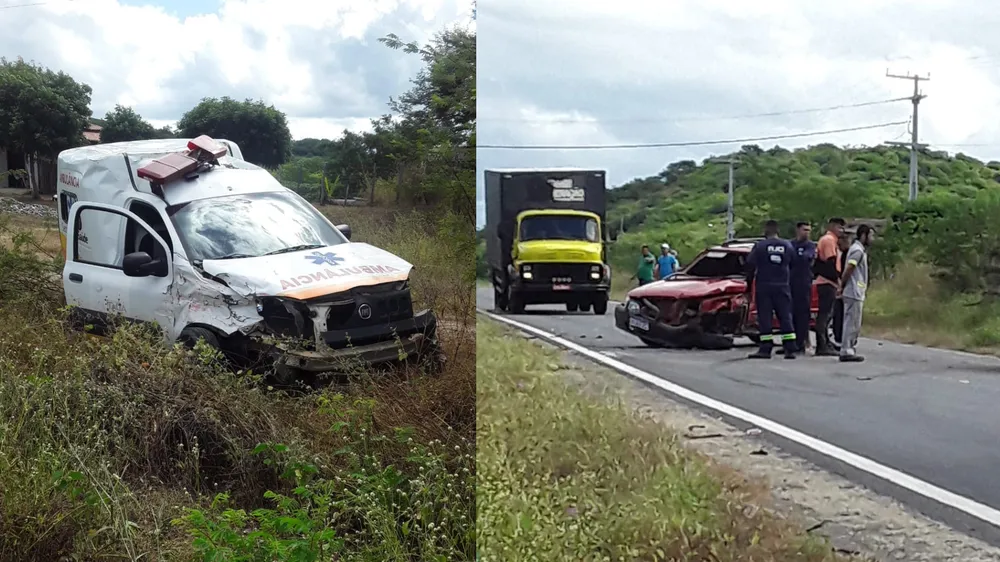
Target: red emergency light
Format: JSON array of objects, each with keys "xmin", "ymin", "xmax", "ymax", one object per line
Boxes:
[
  {"xmin": 136, "ymin": 152, "xmax": 198, "ymax": 184},
  {"xmin": 136, "ymin": 135, "xmax": 228, "ymax": 186},
  {"xmin": 187, "ymin": 135, "xmax": 228, "ymax": 160}
]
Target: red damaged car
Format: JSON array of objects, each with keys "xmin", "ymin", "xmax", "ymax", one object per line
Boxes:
[{"xmin": 613, "ymin": 239, "xmax": 827, "ymax": 349}]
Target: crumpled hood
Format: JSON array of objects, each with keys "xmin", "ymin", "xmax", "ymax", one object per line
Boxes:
[
  {"xmin": 201, "ymin": 242, "xmax": 412, "ymax": 300},
  {"xmin": 516, "ymin": 239, "xmax": 602, "ymax": 263},
  {"xmin": 628, "ymin": 276, "xmax": 747, "ymax": 300}
]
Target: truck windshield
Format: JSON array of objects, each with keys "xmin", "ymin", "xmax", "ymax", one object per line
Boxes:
[
  {"xmin": 167, "ymin": 191, "xmax": 346, "ymax": 262},
  {"xmin": 519, "ymin": 215, "xmax": 599, "ymax": 242}
]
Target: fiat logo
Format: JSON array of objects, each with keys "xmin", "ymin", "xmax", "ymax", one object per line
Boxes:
[{"xmin": 358, "ymin": 304, "xmax": 372, "ymax": 320}]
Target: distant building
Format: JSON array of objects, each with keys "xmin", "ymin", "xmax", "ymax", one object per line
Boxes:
[
  {"xmin": 1, "ymin": 121, "xmax": 101, "ymax": 190},
  {"xmin": 83, "ymin": 123, "xmax": 102, "ymax": 144}
]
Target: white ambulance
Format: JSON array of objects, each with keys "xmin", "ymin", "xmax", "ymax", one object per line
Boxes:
[{"xmin": 56, "ymin": 136, "xmax": 440, "ymax": 380}]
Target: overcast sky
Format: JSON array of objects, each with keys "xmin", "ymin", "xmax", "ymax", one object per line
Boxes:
[
  {"xmin": 476, "ymin": 0, "xmax": 1000, "ymax": 227},
  {"xmin": 2, "ymin": 0, "xmax": 472, "ymax": 141}
]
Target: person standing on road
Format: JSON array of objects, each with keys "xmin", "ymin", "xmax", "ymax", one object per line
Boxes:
[
  {"xmin": 633, "ymin": 245, "xmax": 656, "ymax": 286},
  {"xmin": 833, "ymin": 233, "xmax": 851, "ymax": 348},
  {"xmin": 655, "ymin": 243, "xmax": 679, "ymax": 280},
  {"xmin": 790, "ymin": 221, "xmax": 817, "ymax": 353},
  {"xmin": 838, "ymin": 224, "xmax": 874, "ymax": 362},
  {"xmin": 813, "ymin": 217, "xmax": 846, "ymax": 356},
  {"xmin": 746, "ymin": 220, "xmax": 798, "ymax": 360}
]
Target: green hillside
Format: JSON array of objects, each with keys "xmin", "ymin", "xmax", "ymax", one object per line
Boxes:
[{"xmin": 605, "ymin": 143, "xmax": 1000, "ymax": 281}]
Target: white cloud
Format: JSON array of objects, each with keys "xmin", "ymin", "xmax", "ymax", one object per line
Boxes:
[
  {"xmin": 3, "ymin": 0, "xmax": 474, "ymax": 140},
  {"xmin": 477, "ymin": 0, "xmax": 1000, "ymax": 226}
]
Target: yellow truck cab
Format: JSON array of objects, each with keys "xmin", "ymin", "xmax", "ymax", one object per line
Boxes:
[{"xmin": 484, "ymin": 169, "xmax": 612, "ymax": 314}]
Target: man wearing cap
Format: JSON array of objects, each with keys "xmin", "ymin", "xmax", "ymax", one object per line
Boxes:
[
  {"xmin": 746, "ymin": 220, "xmax": 797, "ymax": 359},
  {"xmin": 655, "ymin": 243, "xmax": 679, "ymax": 280}
]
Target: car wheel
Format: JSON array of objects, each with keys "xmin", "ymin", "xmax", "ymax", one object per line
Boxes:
[
  {"xmin": 178, "ymin": 326, "xmax": 221, "ymax": 349},
  {"xmin": 639, "ymin": 337, "xmax": 662, "ymax": 348}
]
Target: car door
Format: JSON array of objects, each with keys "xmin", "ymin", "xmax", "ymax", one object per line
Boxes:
[{"xmin": 64, "ymin": 202, "xmax": 174, "ymax": 335}]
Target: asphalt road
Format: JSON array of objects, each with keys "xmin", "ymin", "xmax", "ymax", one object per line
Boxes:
[{"xmin": 477, "ymin": 287, "xmax": 1000, "ymax": 543}]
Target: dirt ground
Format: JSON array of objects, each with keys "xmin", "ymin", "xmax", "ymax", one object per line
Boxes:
[{"xmin": 529, "ymin": 335, "xmax": 1000, "ymax": 562}]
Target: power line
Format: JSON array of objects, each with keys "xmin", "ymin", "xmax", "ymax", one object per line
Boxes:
[
  {"xmin": 479, "ymin": 121, "xmax": 909, "ymax": 150},
  {"xmin": 482, "ymin": 97, "xmax": 910, "ymax": 124}
]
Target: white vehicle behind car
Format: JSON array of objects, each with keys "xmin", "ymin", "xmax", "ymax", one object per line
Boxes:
[{"xmin": 56, "ymin": 136, "xmax": 440, "ymax": 381}]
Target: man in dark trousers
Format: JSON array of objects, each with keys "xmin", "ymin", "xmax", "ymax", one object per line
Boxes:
[
  {"xmin": 832, "ymin": 233, "xmax": 851, "ymax": 348},
  {"xmin": 790, "ymin": 221, "xmax": 817, "ymax": 353},
  {"xmin": 746, "ymin": 220, "xmax": 797, "ymax": 359},
  {"xmin": 813, "ymin": 217, "xmax": 846, "ymax": 356}
]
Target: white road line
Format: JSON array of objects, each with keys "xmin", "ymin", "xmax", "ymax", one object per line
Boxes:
[{"xmin": 478, "ymin": 308, "xmax": 1000, "ymax": 529}]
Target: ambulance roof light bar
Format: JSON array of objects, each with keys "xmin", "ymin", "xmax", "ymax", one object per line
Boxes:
[
  {"xmin": 136, "ymin": 135, "xmax": 228, "ymax": 186},
  {"xmin": 136, "ymin": 152, "xmax": 198, "ymax": 184}
]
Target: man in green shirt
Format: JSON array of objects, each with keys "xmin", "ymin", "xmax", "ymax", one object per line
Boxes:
[{"xmin": 634, "ymin": 244, "xmax": 656, "ymax": 286}]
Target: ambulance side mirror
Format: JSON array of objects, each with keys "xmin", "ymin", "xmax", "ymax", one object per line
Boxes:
[
  {"xmin": 336, "ymin": 224, "xmax": 351, "ymax": 240},
  {"xmin": 123, "ymin": 251, "xmax": 166, "ymax": 277}
]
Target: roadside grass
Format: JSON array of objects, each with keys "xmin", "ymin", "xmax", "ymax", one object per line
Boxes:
[
  {"xmin": 865, "ymin": 262, "xmax": 1000, "ymax": 353},
  {"xmin": 0, "ymin": 205, "xmax": 475, "ymax": 561},
  {"xmin": 476, "ymin": 318, "xmax": 856, "ymax": 562}
]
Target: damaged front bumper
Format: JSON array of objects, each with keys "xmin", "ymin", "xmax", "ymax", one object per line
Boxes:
[
  {"xmin": 614, "ymin": 304, "xmax": 734, "ymax": 350},
  {"xmin": 272, "ymin": 309, "xmax": 439, "ymax": 373}
]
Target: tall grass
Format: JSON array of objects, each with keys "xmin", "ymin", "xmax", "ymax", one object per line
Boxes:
[{"xmin": 477, "ymin": 319, "xmax": 856, "ymax": 561}]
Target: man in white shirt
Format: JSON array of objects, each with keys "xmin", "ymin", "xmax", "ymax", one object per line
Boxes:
[{"xmin": 837, "ymin": 224, "xmax": 874, "ymax": 362}]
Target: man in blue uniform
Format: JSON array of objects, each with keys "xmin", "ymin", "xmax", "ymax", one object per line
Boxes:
[
  {"xmin": 746, "ymin": 220, "xmax": 797, "ymax": 359},
  {"xmin": 790, "ymin": 221, "xmax": 817, "ymax": 353}
]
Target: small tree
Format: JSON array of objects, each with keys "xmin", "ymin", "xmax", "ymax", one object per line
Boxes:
[
  {"xmin": 177, "ymin": 97, "xmax": 292, "ymax": 169},
  {"xmin": 100, "ymin": 105, "xmax": 157, "ymax": 144}
]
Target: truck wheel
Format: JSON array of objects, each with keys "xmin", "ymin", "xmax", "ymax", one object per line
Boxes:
[
  {"xmin": 508, "ymin": 288, "xmax": 525, "ymax": 314},
  {"xmin": 494, "ymin": 283, "xmax": 508, "ymax": 311},
  {"xmin": 566, "ymin": 303, "xmax": 579, "ymax": 312},
  {"xmin": 579, "ymin": 302, "xmax": 591, "ymax": 312},
  {"xmin": 593, "ymin": 297, "xmax": 608, "ymax": 315}
]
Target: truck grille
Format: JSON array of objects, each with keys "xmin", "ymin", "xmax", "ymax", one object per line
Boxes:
[{"xmin": 526, "ymin": 263, "xmax": 595, "ymax": 284}]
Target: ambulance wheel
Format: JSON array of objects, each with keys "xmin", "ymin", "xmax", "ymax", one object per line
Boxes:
[{"xmin": 178, "ymin": 326, "xmax": 220, "ymax": 350}]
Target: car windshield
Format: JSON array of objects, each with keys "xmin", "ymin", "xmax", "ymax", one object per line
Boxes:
[
  {"xmin": 519, "ymin": 215, "xmax": 598, "ymax": 242},
  {"xmin": 168, "ymin": 191, "xmax": 346, "ymax": 262},
  {"xmin": 681, "ymin": 250, "xmax": 747, "ymax": 278}
]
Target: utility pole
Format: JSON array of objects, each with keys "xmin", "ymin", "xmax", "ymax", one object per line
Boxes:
[
  {"xmin": 885, "ymin": 70, "xmax": 930, "ymax": 201},
  {"xmin": 709, "ymin": 156, "xmax": 738, "ymax": 240}
]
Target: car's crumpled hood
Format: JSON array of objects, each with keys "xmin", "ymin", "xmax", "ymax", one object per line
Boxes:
[
  {"xmin": 628, "ymin": 276, "xmax": 747, "ymax": 300},
  {"xmin": 201, "ymin": 242, "xmax": 413, "ymax": 300}
]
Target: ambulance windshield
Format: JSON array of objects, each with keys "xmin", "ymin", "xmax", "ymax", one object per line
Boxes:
[{"xmin": 168, "ymin": 191, "xmax": 346, "ymax": 262}]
